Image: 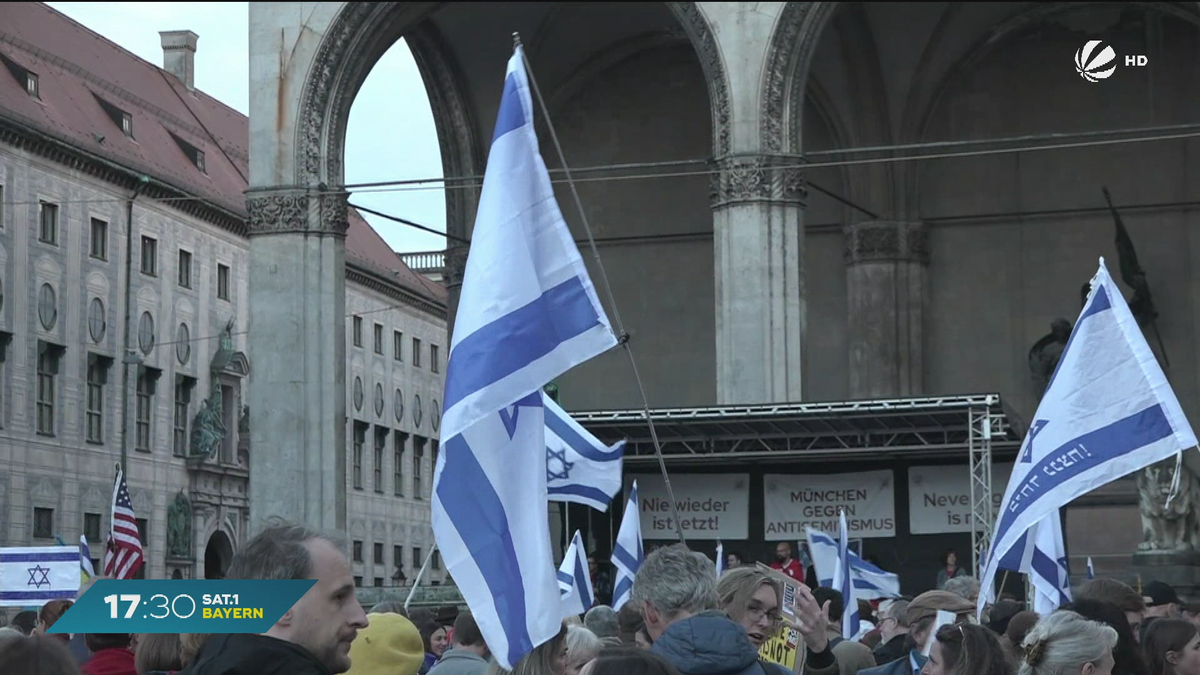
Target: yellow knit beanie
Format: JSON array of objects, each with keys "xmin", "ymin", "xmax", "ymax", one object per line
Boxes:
[{"xmin": 347, "ymin": 612, "xmax": 426, "ymax": 675}]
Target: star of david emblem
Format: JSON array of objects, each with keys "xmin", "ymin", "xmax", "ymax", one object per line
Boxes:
[
  {"xmin": 27, "ymin": 564, "xmax": 51, "ymax": 589},
  {"xmin": 1020, "ymin": 419, "xmax": 1048, "ymax": 463},
  {"xmin": 547, "ymin": 447, "xmax": 574, "ymax": 482}
]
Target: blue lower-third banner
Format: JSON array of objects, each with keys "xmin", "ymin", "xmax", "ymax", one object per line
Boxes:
[{"xmin": 48, "ymin": 579, "xmax": 316, "ymax": 634}]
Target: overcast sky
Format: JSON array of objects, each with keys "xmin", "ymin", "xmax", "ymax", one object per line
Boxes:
[{"xmin": 46, "ymin": 2, "xmax": 447, "ymax": 253}]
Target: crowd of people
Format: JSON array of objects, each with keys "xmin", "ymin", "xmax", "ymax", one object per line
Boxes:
[{"xmin": 3, "ymin": 519, "xmax": 1199, "ymax": 675}]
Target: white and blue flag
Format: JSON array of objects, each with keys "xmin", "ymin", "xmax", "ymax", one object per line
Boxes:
[
  {"xmin": 545, "ymin": 394, "xmax": 625, "ymax": 511},
  {"xmin": 558, "ymin": 531, "xmax": 595, "ymax": 618},
  {"xmin": 0, "ymin": 546, "xmax": 82, "ymax": 607},
  {"xmin": 432, "ymin": 44, "xmax": 618, "ymax": 670},
  {"xmin": 1032, "ymin": 512, "xmax": 1071, "ymax": 615},
  {"xmin": 80, "ymin": 535, "xmax": 95, "ymax": 583},
  {"xmin": 612, "ymin": 482, "xmax": 644, "ymax": 610},
  {"xmin": 833, "ymin": 511, "xmax": 860, "ymax": 639},
  {"xmin": 1087, "ymin": 557, "xmax": 1095, "ymax": 580},
  {"xmin": 716, "ymin": 541, "xmax": 726, "ymax": 577},
  {"xmin": 806, "ymin": 527, "xmax": 900, "ymax": 600},
  {"xmin": 978, "ymin": 258, "xmax": 1198, "ymax": 617}
]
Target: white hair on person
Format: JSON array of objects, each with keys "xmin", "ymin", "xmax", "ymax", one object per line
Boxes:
[{"xmin": 1018, "ymin": 610, "xmax": 1117, "ymax": 675}]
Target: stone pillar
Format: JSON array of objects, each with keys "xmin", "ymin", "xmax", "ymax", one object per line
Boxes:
[
  {"xmin": 710, "ymin": 156, "xmax": 807, "ymax": 404},
  {"xmin": 245, "ymin": 188, "xmax": 349, "ymax": 534},
  {"xmin": 843, "ymin": 221, "xmax": 929, "ymax": 398}
]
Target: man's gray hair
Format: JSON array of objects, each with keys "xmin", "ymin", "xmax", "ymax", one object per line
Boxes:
[
  {"xmin": 226, "ymin": 517, "xmax": 346, "ymax": 580},
  {"xmin": 884, "ymin": 599, "xmax": 911, "ymax": 628},
  {"xmin": 1019, "ymin": 610, "xmax": 1116, "ymax": 675},
  {"xmin": 565, "ymin": 625, "xmax": 603, "ymax": 669},
  {"xmin": 583, "ymin": 605, "xmax": 619, "ymax": 639},
  {"xmin": 630, "ymin": 544, "xmax": 717, "ymax": 617},
  {"xmin": 944, "ymin": 575, "xmax": 981, "ymax": 601}
]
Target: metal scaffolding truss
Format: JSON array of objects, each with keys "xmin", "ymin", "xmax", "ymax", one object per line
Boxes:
[{"xmin": 575, "ymin": 393, "xmax": 1022, "ymax": 574}]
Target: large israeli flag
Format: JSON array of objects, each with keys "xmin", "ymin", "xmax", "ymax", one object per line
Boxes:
[
  {"xmin": 545, "ymin": 394, "xmax": 625, "ymax": 511},
  {"xmin": 806, "ymin": 527, "xmax": 900, "ymax": 600},
  {"xmin": 612, "ymin": 482, "xmax": 643, "ymax": 610},
  {"xmin": 432, "ymin": 44, "xmax": 618, "ymax": 670},
  {"xmin": 558, "ymin": 531, "xmax": 595, "ymax": 618},
  {"xmin": 978, "ymin": 258, "xmax": 1197, "ymax": 617},
  {"xmin": 0, "ymin": 547, "xmax": 82, "ymax": 606}
]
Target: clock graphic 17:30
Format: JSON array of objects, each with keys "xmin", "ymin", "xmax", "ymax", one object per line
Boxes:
[{"xmin": 49, "ymin": 579, "xmax": 315, "ymax": 635}]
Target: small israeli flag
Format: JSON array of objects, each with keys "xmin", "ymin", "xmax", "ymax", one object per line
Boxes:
[
  {"xmin": 612, "ymin": 482, "xmax": 643, "ymax": 610},
  {"xmin": 80, "ymin": 535, "xmax": 95, "ymax": 583},
  {"xmin": 558, "ymin": 531, "xmax": 594, "ymax": 618},
  {"xmin": 0, "ymin": 547, "xmax": 82, "ymax": 606},
  {"xmin": 834, "ymin": 511, "xmax": 860, "ymax": 639},
  {"xmin": 545, "ymin": 394, "xmax": 625, "ymax": 511},
  {"xmin": 716, "ymin": 541, "xmax": 725, "ymax": 577},
  {"xmin": 806, "ymin": 527, "xmax": 900, "ymax": 600},
  {"xmin": 1086, "ymin": 557, "xmax": 1095, "ymax": 580}
]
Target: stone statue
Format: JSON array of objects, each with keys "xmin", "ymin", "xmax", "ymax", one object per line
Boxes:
[
  {"xmin": 1027, "ymin": 319, "xmax": 1073, "ymax": 400},
  {"xmin": 166, "ymin": 491, "xmax": 192, "ymax": 557},
  {"xmin": 1138, "ymin": 458, "xmax": 1200, "ymax": 552},
  {"xmin": 190, "ymin": 394, "xmax": 225, "ymax": 458},
  {"xmin": 238, "ymin": 404, "xmax": 250, "ymax": 434}
]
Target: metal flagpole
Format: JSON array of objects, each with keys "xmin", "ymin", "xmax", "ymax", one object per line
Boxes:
[
  {"xmin": 404, "ymin": 544, "xmax": 439, "ymax": 611},
  {"xmin": 515, "ymin": 32, "xmax": 686, "ymax": 545}
]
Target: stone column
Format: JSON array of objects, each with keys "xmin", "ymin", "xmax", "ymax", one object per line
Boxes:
[
  {"xmin": 843, "ymin": 221, "xmax": 929, "ymax": 398},
  {"xmin": 711, "ymin": 156, "xmax": 807, "ymax": 404},
  {"xmin": 245, "ymin": 188, "xmax": 349, "ymax": 534}
]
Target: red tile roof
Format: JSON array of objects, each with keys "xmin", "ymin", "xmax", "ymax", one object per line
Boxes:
[{"xmin": 0, "ymin": 2, "xmax": 446, "ymax": 308}]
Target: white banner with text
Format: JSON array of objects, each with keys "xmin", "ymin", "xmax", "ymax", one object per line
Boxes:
[
  {"xmin": 625, "ymin": 473, "xmax": 749, "ymax": 540},
  {"xmin": 907, "ymin": 464, "xmax": 1014, "ymax": 535},
  {"xmin": 763, "ymin": 471, "xmax": 896, "ymax": 539}
]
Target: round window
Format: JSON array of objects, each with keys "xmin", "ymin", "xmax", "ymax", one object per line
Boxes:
[
  {"xmin": 38, "ymin": 283, "xmax": 57, "ymax": 330},
  {"xmin": 88, "ymin": 297, "xmax": 106, "ymax": 343},
  {"xmin": 374, "ymin": 383, "xmax": 385, "ymax": 418},
  {"xmin": 353, "ymin": 377, "xmax": 364, "ymax": 412},
  {"xmin": 176, "ymin": 323, "xmax": 191, "ymax": 365},
  {"xmin": 394, "ymin": 389, "xmax": 404, "ymax": 423},
  {"xmin": 412, "ymin": 394, "xmax": 423, "ymax": 428},
  {"xmin": 138, "ymin": 312, "xmax": 155, "ymax": 354},
  {"xmin": 432, "ymin": 400, "xmax": 441, "ymax": 432}
]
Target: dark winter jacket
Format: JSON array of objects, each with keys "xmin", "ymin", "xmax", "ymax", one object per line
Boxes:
[{"xmin": 179, "ymin": 633, "xmax": 331, "ymax": 675}]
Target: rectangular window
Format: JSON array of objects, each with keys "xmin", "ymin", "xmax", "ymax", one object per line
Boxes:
[
  {"xmin": 353, "ymin": 316, "xmax": 363, "ymax": 348},
  {"xmin": 374, "ymin": 543, "xmax": 384, "ymax": 565},
  {"xmin": 26, "ymin": 72, "xmax": 39, "ymax": 98},
  {"xmin": 432, "ymin": 549, "xmax": 441, "ymax": 570},
  {"xmin": 0, "ymin": 184, "xmax": 4, "ymax": 229},
  {"xmin": 85, "ymin": 356, "xmax": 107, "ymax": 444},
  {"xmin": 120, "ymin": 111, "xmax": 133, "ymax": 137},
  {"xmin": 178, "ymin": 250, "xmax": 192, "ymax": 288},
  {"xmin": 83, "ymin": 513, "xmax": 101, "ymax": 543},
  {"xmin": 353, "ymin": 423, "xmax": 365, "ymax": 490},
  {"xmin": 353, "ymin": 541, "xmax": 363, "ymax": 563},
  {"xmin": 135, "ymin": 369, "xmax": 156, "ymax": 452},
  {"xmin": 412, "ymin": 436, "xmax": 425, "ymax": 500},
  {"xmin": 373, "ymin": 323, "xmax": 384, "ymax": 355},
  {"xmin": 135, "ymin": 518, "xmax": 148, "ymax": 545},
  {"xmin": 374, "ymin": 577, "xmax": 383, "ymax": 588},
  {"xmin": 173, "ymin": 376, "xmax": 194, "ymax": 457},
  {"xmin": 431, "ymin": 345, "xmax": 439, "ymax": 373},
  {"xmin": 140, "ymin": 236, "xmax": 158, "ymax": 276},
  {"xmin": 431, "ymin": 440, "xmax": 439, "ymax": 476},
  {"xmin": 374, "ymin": 427, "xmax": 386, "ymax": 493},
  {"xmin": 90, "ymin": 218, "xmax": 108, "ymax": 260},
  {"xmin": 33, "ymin": 508, "xmax": 53, "ymax": 539},
  {"xmin": 36, "ymin": 344, "xmax": 61, "ymax": 436},
  {"xmin": 393, "ymin": 331, "xmax": 403, "ymax": 362},
  {"xmin": 217, "ymin": 264, "xmax": 230, "ymax": 300},
  {"xmin": 354, "ymin": 576, "xmax": 363, "ymax": 588},
  {"xmin": 393, "ymin": 545, "xmax": 403, "ymax": 568},
  {"xmin": 412, "ymin": 338, "xmax": 422, "ymax": 368},
  {"xmin": 39, "ymin": 202, "xmax": 58, "ymax": 245},
  {"xmin": 393, "ymin": 431, "xmax": 407, "ymax": 497},
  {"xmin": 413, "ymin": 547, "xmax": 422, "ymax": 570}
]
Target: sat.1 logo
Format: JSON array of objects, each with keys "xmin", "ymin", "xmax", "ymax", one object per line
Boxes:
[{"xmin": 1074, "ymin": 40, "xmax": 1148, "ymax": 82}]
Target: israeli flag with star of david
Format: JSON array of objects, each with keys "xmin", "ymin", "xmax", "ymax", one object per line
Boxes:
[
  {"xmin": 432, "ymin": 43, "xmax": 618, "ymax": 670},
  {"xmin": 978, "ymin": 258, "xmax": 1197, "ymax": 617},
  {"xmin": 0, "ymin": 546, "xmax": 82, "ymax": 606},
  {"xmin": 545, "ymin": 393, "xmax": 625, "ymax": 511},
  {"xmin": 558, "ymin": 530, "xmax": 595, "ymax": 618}
]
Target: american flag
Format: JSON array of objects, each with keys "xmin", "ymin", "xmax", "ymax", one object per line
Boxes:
[{"xmin": 103, "ymin": 467, "xmax": 143, "ymax": 579}]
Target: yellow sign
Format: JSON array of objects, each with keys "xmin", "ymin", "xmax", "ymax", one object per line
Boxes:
[{"xmin": 758, "ymin": 627, "xmax": 801, "ymax": 673}]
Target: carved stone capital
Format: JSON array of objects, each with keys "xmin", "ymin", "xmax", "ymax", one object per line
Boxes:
[
  {"xmin": 709, "ymin": 156, "xmax": 807, "ymax": 208},
  {"xmin": 843, "ymin": 221, "xmax": 929, "ymax": 266},
  {"xmin": 445, "ymin": 245, "xmax": 469, "ymax": 288},
  {"xmin": 245, "ymin": 189, "xmax": 349, "ymax": 237}
]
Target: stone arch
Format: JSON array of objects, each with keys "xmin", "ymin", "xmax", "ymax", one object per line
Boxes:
[
  {"xmin": 203, "ymin": 530, "xmax": 234, "ymax": 579},
  {"xmin": 760, "ymin": 2, "xmax": 838, "ymax": 154},
  {"xmin": 295, "ymin": 1, "xmax": 733, "ymax": 193}
]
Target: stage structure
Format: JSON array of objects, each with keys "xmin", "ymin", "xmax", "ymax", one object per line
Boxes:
[{"xmin": 575, "ymin": 394, "xmax": 1021, "ymax": 576}]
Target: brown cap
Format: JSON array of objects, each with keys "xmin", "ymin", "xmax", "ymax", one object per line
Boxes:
[{"xmin": 906, "ymin": 590, "xmax": 977, "ymax": 626}]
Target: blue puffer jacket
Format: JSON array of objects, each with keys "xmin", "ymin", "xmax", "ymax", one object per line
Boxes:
[{"xmin": 651, "ymin": 611, "xmax": 837, "ymax": 675}]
